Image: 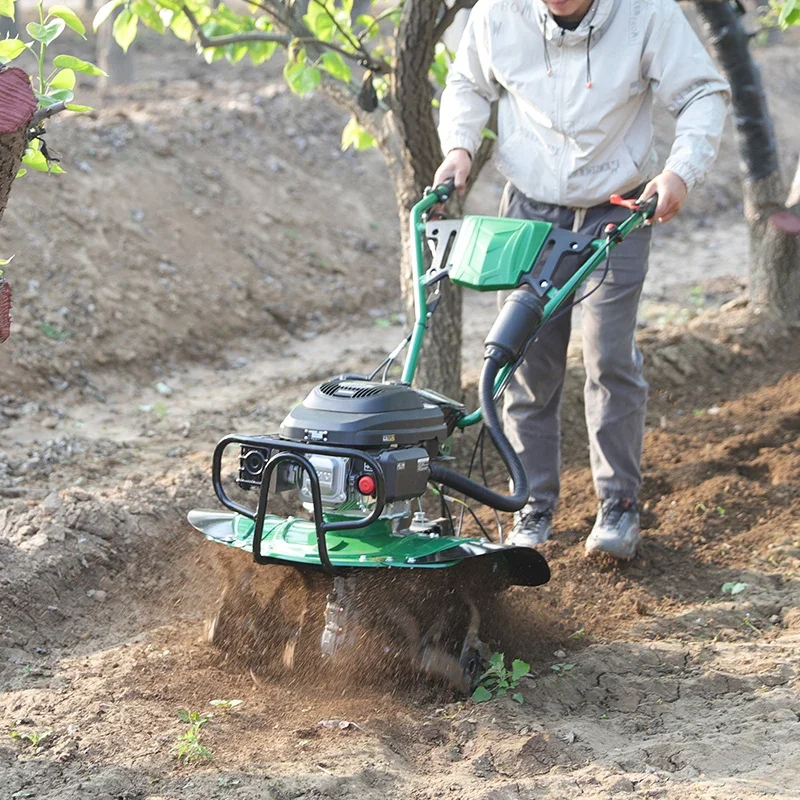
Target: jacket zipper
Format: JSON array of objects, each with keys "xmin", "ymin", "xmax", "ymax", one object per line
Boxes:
[{"xmin": 554, "ymin": 28, "xmax": 567, "ymax": 206}]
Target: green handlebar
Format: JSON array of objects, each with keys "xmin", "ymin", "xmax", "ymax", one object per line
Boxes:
[{"xmin": 401, "ymin": 184, "xmax": 655, "ymax": 425}]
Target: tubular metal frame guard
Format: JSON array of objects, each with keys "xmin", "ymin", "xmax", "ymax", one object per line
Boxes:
[{"xmin": 211, "ymin": 435, "xmax": 387, "ymax": 573}]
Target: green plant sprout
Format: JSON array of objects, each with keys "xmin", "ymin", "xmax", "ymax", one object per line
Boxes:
[
  {"xmin": 10, "ymin": 727, "xmax": 53, "ymax": 747},
  {"xmin": 551, "ymin": 663, "xmax": 575, "ymax": 676},
  {"xmin": 471, "ymin": 652, "xmax": 530, "ymax": 704},
  {"xmin": 172, "ymin": 710, "xmax": 213, "ymax": 764}
]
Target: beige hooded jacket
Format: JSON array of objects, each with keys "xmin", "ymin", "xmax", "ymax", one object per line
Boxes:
[{"xmin": 438, "ymin": 0, "xmax": 730, "ymax": 208}]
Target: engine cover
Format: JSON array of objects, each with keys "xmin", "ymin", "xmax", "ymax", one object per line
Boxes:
[{"xmin": 280, "ymin": 380, "xmax": 447, "ymax": 451}]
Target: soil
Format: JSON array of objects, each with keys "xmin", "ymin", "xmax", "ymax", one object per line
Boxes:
[{"xmin": 1, "ymin": 19, "xmax": 800, "ymax": 800}]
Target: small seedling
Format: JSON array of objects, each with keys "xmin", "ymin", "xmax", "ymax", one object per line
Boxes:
[
  {"xmin": 742, "ymin": 616, "xmax": 763, "ymax": 637},
  {"xmin": 551, "ymin": 663, "xmax": 575, "ymax": 676},
  {"xmin": 172, "ymin": 710, "xmax": 213, "ymax": 764},
  {"xmin": 688, "ymin": 286, "xmax": 705, "ymax": 307},
  {"xmin": 721, "ymin": 582, "xmax": 748, "ymax": 596},
  {"xmin": 10, "ymin": 728, "xmax": 53, "ymax": 748},
  {"xmin": 568, "ymin": 628, "xmax": 587, "ymax": 640},
  {"xmin": 716, "ymin": 506, "xmax": 727, "ymax": 517},
  {"xmin": 471, "ymin": 652, "xmax": 530, "ymax": 704}
]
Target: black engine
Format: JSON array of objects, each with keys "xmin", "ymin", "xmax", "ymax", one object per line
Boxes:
[{"xmin": 235, "ymin": 379, "xmax": 460, "ymax": 515}]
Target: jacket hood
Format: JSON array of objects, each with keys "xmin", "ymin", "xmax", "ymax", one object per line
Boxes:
[{"xmin": 534, "ymin": 0, "xmax": 619, "ymax": 44}]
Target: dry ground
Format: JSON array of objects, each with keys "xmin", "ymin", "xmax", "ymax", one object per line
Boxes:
[{"xmin": 0, "ymin": 19, "xmax": 799, "ymax": 800}]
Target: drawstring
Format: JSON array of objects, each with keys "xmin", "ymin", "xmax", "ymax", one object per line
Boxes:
[
  {"xmin": 541, "ymin": 18, "xmax": 595, "ymax": 89},
  {"xmin": 543, "ymin": 21, "xmax": 553, "ymax": 76},
  {"xmin": 585, "ymin": 25, "xmax": 594, "ymax": 88}
]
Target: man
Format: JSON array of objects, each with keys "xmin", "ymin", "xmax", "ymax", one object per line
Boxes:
[{"xmin": 434, "ymin": 0, "xmax": 729, "ymax": 559}]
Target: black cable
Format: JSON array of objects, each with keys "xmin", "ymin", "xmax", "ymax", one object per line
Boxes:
[
  {"xmin": 429, "ymin": 355, "xmax": 529, "ymax": 512},
  {"xmin": 461, "ymin": 496, "xmax": 492, "ymax": 539},
  {"xmin": 431, "ymin": 481, "xmax": 456, "ymax": 535}
]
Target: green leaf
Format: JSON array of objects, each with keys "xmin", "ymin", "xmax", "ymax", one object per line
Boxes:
[
  {"xmin": 22, "ymin": 148, "xmax": 50, "ymax": 172},
  {"xmin": 153, "ymin": 0, "xmax": 182, "ymax": 11},
  {"xmin": 53, "ymin": 54, "xmax": 107, "ymax": 76},
  {"xmin": 92, "ymin": 0, "xmax": 124, "ymax": 31},
  {"xmin": 283, "ymin": 61, "xmax": 321, "ymax": 96},
  {"xmin": 132, "ymin": 0, "xmax": 165, "ymax": 32},
  {"xmin": 50, "ymin": 68, "xmax": 76, "ymax": 91},
  {"xmin": 471, "ymin": 685, "xmax": 492, "ymax": 703},
  {"xmin": 722, "ymin": 582, "xmax": 748, "ymax": 596},
  {"xmin": 489, "ymin": 652, "xmax": 504, "ymax": 667},
  {"xmin": 303, "ymin": 2, "xmax": 334, "ymax": 41},
  {"xmin": 340, "ymin": 116, "xmax": 376, "ymax": 151},
  {"xmin": 0, "ymin": 39, "xmax": 27, "ymax": 63},
  {"xmin": 320, "ymin": 50, "xmax": 351, "ymax": 82},
  {"xmin": 0, "ymin": 0, "xmax": 15, "ymax": 21},
  {"xmin": 169, "ymin": 10, "xmax": 194, "ymax": 42},
  {"xmin": 779, "ymin": 0, "xmax": 798, "ymax": 26},
  {"xmin": 511, "ymin": 659, "xmax": 530, "ymax": 682},
  {"xmin": 481, "ymin": 127, "xmax": 498, "ymax": 141},
  {"xmin": 48, "ymin": 5, "xmax": 86, "ymax": 37},
  {"xmin": 15, "ymin": 169, "xmax": 26, "ymax": 178},
  {"xmin": 0, "ymin": 255, "xmax": 14, "ymax": 265},
  {"xmin": 37, "ymin": 88, "xmax": 74, "ymax": 104},
  {"xmin": 247, "ymin": 40, "xmax": 277, "ymax": 65},
  {"xmin": 66, "ymin": 103, "xmax": 93, "ymax": 112},
  {"xmin": 225, "ymin": 42, "xmax": 248, "ymax": 64},
  {"xmin": 112, "ymin": 8, "xmax": 138, "ymax": 51},
  {"xmin": 512, "ymin": 692, "xmax": 524, "ymax": 704},
  {"xmin": 40, "ymin": 322, "xmax": 70, "ymax": 340},
  {"xmin": 27, "ymin": 18, "xmax": 66, "ymax": 45}
]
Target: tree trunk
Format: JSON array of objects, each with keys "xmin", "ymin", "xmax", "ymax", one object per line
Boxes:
[
  {"xmin": 97, "ymin": 9, "xmax": 135, "ymax": 88},
  {"xmin": 695, "ymin": 1, "xmax": 800, "ymax": 321},
  {"xmin": 393, "ymin": 0, "xmax": 462, "ymax": 399},
  {"xmin": 0, "ymin": 68, "xmax": 37, "ymax": 224}
]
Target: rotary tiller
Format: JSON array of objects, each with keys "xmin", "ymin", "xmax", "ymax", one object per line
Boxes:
[{"xmin": 188, "ymin": 182, "xmax": 656, "ymax": 688}]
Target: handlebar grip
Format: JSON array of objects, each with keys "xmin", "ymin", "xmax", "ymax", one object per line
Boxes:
[
  {"xmin": 425, "ymin": 177, "xmax": 456, "ymax": 204},
  {"xmin": 641, "ymin": 193, "xmax": 658, "ymax": 220}
]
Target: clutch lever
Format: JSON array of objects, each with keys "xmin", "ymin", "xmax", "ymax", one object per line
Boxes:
[{"xmin": 610, "ymin": 192, "xmax": 659, "ymax": 221}]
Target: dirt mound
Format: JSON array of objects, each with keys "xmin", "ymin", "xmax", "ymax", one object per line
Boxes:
[
  {"xmin": 1, "ymin": 311, "xmax": 798, "ymax": 799},
  {"xmin": 0, "ymin": 37, "xmax": 398, "ymax": 394}
]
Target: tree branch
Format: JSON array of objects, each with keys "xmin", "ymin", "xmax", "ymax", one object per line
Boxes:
[
  {"xmin": 30, "ymin": 102, "xmax": 68, "ymax": 127},
  {"xmin": 432, "ymin": 0, "xmax": 477, "ymax": 43},
  {"xmin": 183, "ymin": 5, "xmax": 391, "ymax": 75}
]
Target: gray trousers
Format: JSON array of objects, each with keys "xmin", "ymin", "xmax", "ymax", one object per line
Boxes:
[{"xmin": 498, "ymin": 183, "xmax": 652, "ymax": 512}]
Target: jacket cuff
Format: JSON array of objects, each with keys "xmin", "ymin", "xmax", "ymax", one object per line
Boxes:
[
  {"xmin": 439, "ymin": 132, "xmax": 478, "ymax": 160},
  {"xmin": 664, "ymin": 159, "xmax": 701, "ymax": 193}
]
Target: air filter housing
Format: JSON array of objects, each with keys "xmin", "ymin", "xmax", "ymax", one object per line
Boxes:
[{"xmin": 280, "ymin": 380, "xmax": 447, "ymax": 452}]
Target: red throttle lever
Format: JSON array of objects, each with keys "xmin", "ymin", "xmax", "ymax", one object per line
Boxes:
[{"xmin": 609, "ymin": 193, "xmax": 659, "ymax": 220}]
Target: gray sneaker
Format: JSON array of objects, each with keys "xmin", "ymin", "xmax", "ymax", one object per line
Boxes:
[
  {"xmin": 585, "ymin": 498, "xmax": 641, "ymax": 560},
  {"xmin": 509, "ymin": 505, "xmax": 553, "ymax": 548}
]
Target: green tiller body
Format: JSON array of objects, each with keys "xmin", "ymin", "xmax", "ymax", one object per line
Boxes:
[{"xmin": 188, "ymin": 184, "xmax": 656, "ymax": 588}]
